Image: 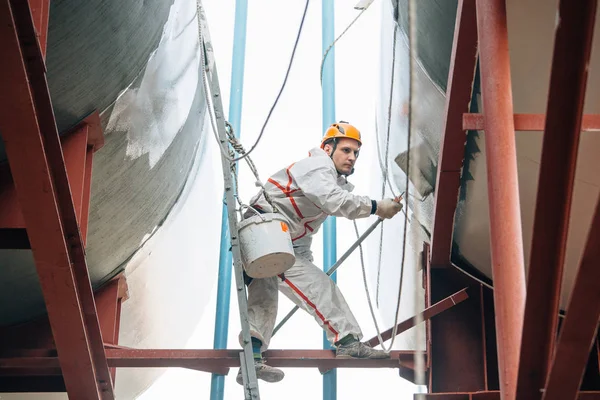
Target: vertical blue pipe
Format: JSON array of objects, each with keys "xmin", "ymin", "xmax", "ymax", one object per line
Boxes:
[
  {"xmin": 322, "ymin": 1, "xmax": 337, "ymax": 399},
  {"xmin": 210, "ymin": 1, "xmax": 248, "ymax": 399}
]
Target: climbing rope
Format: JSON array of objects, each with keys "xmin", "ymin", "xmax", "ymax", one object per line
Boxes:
[
  {"xmin": 347, "ymin": 22, "xmax": 403, "ymax": 354},
  {"xmin": 352, "ymin": 2, "xmax": 418, "ymax": 354},
  {"xmin": 374, "ymin": 22, "xmax": 399, "ymax": 308}
]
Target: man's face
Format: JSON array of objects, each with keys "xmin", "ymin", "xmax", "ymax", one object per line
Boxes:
[{"xmin": 324, "ymin": 137, "xmax": 360, "ymax": 175}]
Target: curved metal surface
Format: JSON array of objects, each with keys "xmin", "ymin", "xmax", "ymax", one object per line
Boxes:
[
  {"xmin": 2, "ymin": 0, "xmax": 220, "ymax": 397},
  {"xmin": 0, "ymin": 0, "xmax": 175, "ymax": 162},
  {"xmin": 0, "ymin": 0, "xmax": 211, "ymax": 328},
  {"xmin": 381, "ymin": 0, "xmax": 600, "ymax": 310}
]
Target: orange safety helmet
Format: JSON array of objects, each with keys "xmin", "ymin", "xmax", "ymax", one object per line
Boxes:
[{"xmin": 320, "ymin": 121, "xmax": 362, "ymax": 148}]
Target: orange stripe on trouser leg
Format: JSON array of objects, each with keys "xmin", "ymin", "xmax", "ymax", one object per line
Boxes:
[{"xmin": 281, "ymin": 277, "xmax": 339, "ymax": 340}]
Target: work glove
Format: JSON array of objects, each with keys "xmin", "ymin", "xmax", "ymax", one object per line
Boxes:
[{"xmin": 375, "ymin": 198, "xmax": 403, "ymax": 219}]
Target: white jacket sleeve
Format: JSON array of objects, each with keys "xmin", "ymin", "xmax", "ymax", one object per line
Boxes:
[{"xmin": 290, "ymin": 156, "xmax": 373, "ymax": 220}]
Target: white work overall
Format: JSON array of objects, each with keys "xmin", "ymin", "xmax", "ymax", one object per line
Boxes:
[{"xmin": 241, "ymin": 147, "xmax": 374, "ymax": 352}]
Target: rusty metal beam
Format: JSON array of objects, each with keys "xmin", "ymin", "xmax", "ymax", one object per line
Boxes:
[
  {"xmin": 476, "ymin": 0, "xmax": 526, "ymax": 399},
  {"xmin": 27, "ymin": 0, "xmax": 49, "ymax": 58},
  {"xmin": 81, "ymin": 147, "xmax": 94, "ymax": 245},
  {"xmin": 463, "ymin": 114, "xmax": 600, "ymax": 132},
  {"xmin": 0, "ymin": 349, "xmax": 418, "ymax": 378},
  {"xmin": 0, "ymin": 1, "xmax": 113, "ymax": 398},
  {"xmin": 415, "ymin": 393, "xmax": 600, "ymax": 400},
  {"xmin": 543, "ymin": 195, "xmax": 600, "ymax": 400},
  {"xmin": 9, "ymin": 1, "xmax": 115, "ymax": 396},
  {"xmin": 517, "ymin": 2, "xmax": 597, "ymax": 400},
  {"xmin": 61, "ymin": 125, "xmax": 89, "ymax": 224},
  {"xmin": 95, "ymin": 276, "xmax": 127, "ymax": 383},
  {"xmin": 366, "ymin": 288, "xmax": 469, "ymax": 347},
  {"xmin": 430, "ymin": 0, "xmax": 478, "ymax": 267}
]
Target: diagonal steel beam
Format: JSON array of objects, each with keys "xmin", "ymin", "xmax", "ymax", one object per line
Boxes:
[
  {"xmin": 366, "ymin": 288, "xmax": 469, "ymax": 347},
  {"xmin": 8, "ymin": 2, "xmax": 115, "ymax": 397},
  {"xmin": 430, "ymin": 0, "xmax": 478, "ymax": 267},
  {"xmin": 0, "ymin": 1, "xmax": 113, "ymax": 398},
  {"xmin": 516, "ymin": 2, "xmax": 597, "ymax": 399},
  {"xmin": 542, "ymin": 195, "xmax": 600, "ymax": 400}
]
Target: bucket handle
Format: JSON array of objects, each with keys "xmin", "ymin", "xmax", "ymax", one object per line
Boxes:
[{"xmin": 240, "ymin": 204, "xmax": 268, "ymax": 222}]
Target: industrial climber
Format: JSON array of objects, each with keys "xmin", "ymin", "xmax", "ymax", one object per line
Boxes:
[{"xmin": 237, "ymin": 121, "xmax": 403, "ymax": 385}]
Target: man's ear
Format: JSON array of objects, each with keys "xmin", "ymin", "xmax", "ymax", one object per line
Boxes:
[{"xmin": 323, "ymin": 143, "xmax": 332, "ymax": 156}]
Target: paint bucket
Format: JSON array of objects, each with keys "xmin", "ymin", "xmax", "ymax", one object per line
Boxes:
[{"xmin": 238, "ymin": 213, "xmax": 295, "ymax": 278}]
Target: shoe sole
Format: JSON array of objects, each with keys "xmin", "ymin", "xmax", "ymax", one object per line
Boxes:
[
  {"xmin": 236, "ymin": 370, "xmax": 285, "ymax": 385},
  {"xmin": 257, "ymin": 370, "xmax": 285, "ymax": 383}
]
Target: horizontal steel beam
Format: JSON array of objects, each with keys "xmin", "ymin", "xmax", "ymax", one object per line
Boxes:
[
  {"xmin": 415, "ymin": 392, "xmax": 600, "ymax": 400},
  {"xmin": 366, "ymin": 288, "xmax": 469, "ymax": 347},
  {"xmin": 0, "ymin": 349, "xmax": 418, "ymax": 377},
  {"xmin": 463, "ymin": 113, "xmax": 600, "ymax": 131}
]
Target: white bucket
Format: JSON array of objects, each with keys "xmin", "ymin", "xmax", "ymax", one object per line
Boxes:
[{"xmin": 238, "ymin": 213, "xmax": 296, "ymax": 278}]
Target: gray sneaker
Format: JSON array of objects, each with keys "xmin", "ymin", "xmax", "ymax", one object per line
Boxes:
[
  {"xmin": 235, "ymin": 359, "xmax": 285, "ymax": 385},
  {"xmin": 336, "ymin": 341, "xmax": 390, "ymax": 359}
]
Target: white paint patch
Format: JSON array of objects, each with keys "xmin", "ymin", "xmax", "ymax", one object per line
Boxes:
[{"xmin": 106, "ymin": 0, "xmax": 200, "ymax": 168}]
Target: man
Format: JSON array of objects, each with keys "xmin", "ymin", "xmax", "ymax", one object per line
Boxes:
[{"xmin": 237, "ymin": 121, "xmax": 403, "ymax": 385}]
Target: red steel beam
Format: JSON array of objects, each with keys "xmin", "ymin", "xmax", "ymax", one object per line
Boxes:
[
  {"xmin": 516, "ymin": 2, "xmax": 597, "ymax": 400},
  {"xmin": 81, "ymin": 147, "xmax": 94, "ymax": 245},
  {"xmin": 0, "ymin": 1, "xmax": 113, "ymax": 398},
  {"xmin": 476, "ymin": 1, "xmax": 526, "ymax": 399},
  {"xmin": 0, "ymin": 349, "xmax": 418, "ymax": 377},
  {"xmin": 415, "ymin": 393, "xmax": 600, "ymax": 400},
  {"xmin": 27, "ymin": 0, "xmax": 49, "ymax": 58},
  {"xmin": 8, "ymin": 2, "xmax": 115, "ymax": 397},
  {"xmin": 430, "ymin": 0, "xmax": 478, "ymax": 267},
  {"xmin": 0, "ymin": 112, "xmax": 103, "ymax": 237},
  {"xmin": 543, "ymin": 196, "xmax": 600, "ymax": 400},
  {"xmin": 463, "ymin": 114, "xmax": 600, "ymax": 132},
  {"xmin": 95, "ymin": 276, "xmax": 128, "ymax": 383},
  {"xmin": 366, "ymin": 288, "xmax": 469, "ymax": 347},
  {"xmin": 61, "ymin": 125, "xmax": 89, "ymax": 224}
]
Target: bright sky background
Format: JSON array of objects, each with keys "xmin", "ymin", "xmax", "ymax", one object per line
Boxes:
[{"xmin": 137, "ymin": 1, "xmax": 422, "ymax": 399}]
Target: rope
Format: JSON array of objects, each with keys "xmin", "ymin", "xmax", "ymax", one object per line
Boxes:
[
  {"xmin": 374, "ymin": 24, "xmax": 399, "ymax": 307},
  {"xmin": 319, "ymin": 1, "xmax": 376, "ymax": 86},
  {"xmin": 197, "ymin": 0, "xmax": 309, "ymax": 164},
  {"xmin": 350, "ymin": 22, "xmax": 406, "ymax": 354},
  {"xmin": 354, "ymin": 220, "xmax": 388, "ymax": 348},
  {"xmin": 227, "ymin": 0, "xmax": 310, "ymax": 163},
  {"xmin": 197, "ymin": 1, "xmax": 310, "ymax": 214},
  {"xmin": 224, "ymin": 122, "xmax": 279, "ymax": 214},
  {"xmin": 354, "ymin": 5, "xmax": 417, "ymax": 354}
]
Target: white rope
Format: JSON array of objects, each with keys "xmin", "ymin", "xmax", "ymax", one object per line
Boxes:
[
  {"xmin": 352, "ymin": 21, "xmax": 409, "ymax": 354},
  {"xmin": 374, "ymin": 23, "xmax": 398, "ymax": 306}
]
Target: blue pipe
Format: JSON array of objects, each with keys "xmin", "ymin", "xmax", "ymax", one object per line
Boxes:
[
  {"xmin": 210, "ymin": 1, "xmax": 248, "ymax": 399},
  {"xmin": 322, "ymin": 0, "xmax": 337, "ymax": 399}
]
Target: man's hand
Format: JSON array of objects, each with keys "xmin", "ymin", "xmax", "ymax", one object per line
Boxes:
[{"xmin": 375, "ymin": 197, "xmax": 403, "ymax": 219}]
